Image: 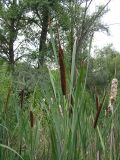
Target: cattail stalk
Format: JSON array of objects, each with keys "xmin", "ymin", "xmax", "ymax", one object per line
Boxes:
[{"xmin": 96, "ymin": 95, "xmax": 99, "ymax": 111}]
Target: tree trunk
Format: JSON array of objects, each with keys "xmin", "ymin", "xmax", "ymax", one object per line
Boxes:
[
  {"xmin": 8, "ymin": 18, "xmax": 16, "ymax": 70},
  {"xmin": 9, "ymin": 39, "xmax": 14, "ymax": 64},
  {"xmin": 38, "ymin": 6, "xmax": 49, "ymax": 67}
]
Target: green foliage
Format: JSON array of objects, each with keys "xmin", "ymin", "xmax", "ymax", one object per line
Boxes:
[
  {"xmin": 0, "ymin": 0, "xmax": 109, "ymax": 69},
  {"xmin": 87, "ymin": 44, "xmax": 120, "ymax": 93},
  {"xmin": 1, "ymin": 1, "xmax": 119, "ymax": 160}
]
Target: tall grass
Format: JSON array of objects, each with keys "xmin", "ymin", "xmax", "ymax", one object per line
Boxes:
[{"xmin": 0, "ymin": 37, "xmax": 120, "ymax": 160}]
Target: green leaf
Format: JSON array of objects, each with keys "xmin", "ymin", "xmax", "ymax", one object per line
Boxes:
[{"xmin": 0, "ymin": 144, "xmax": 24, "ymax": 160}]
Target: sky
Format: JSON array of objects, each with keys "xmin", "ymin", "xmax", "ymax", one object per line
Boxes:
[{"xmin": 90, "ymin": 0, "xmax": 120, "ymax": 53}]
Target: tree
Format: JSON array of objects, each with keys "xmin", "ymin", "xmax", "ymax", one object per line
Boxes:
[
  {"xmin": 87, "ymin": 44, "xmax": 120, "ymax": 94},
  {"xmin": 0, "ymin": 0, "xmax": 27, "ymax": 68},
  {"xmin": 0, "ymin": 0, "xmax": 111, "ymax": 70},
  {"xmin": 25, "ymin": 0, "xmax": 71, "ymax": 67}
]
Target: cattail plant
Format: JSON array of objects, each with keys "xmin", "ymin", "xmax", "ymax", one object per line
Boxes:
[
  {"xmin": 107, "ymin": 78, "xmax": 118, "ymax": 114},
  {"xmin": 106, "ymin": 78, "xmax": 118, "ymax": 159},
  {"xmin": 56, "ymin": 21, "xmax": 67, "ymax": 97}
]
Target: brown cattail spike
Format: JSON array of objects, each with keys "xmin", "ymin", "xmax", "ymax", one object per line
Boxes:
[
  {"xmin": 94, "ymin": 93, "xmax": 106, "ymax": 128},
  {"xmin": 56, "ymin": 21, "xmax": 67, "ymax": 96},
  {"xmin": 58, "ymin": 46, "xmax": 67, "ymax": 96},
  {"xmin": 30, "ymin": 110, "xmax": 34, "ymax": 128},
  {"xmin": 19, "ymin": 89, "xmax": 24, "ymax": 109}
]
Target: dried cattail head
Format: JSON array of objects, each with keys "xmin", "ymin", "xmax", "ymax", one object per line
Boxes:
[
  {"xmin": 107, "ymin": 78, "xmax": 118, "ymax": 113},
  {"xmin": 110, "ymin": 78, "xmax": 118, "ymax": 101}
]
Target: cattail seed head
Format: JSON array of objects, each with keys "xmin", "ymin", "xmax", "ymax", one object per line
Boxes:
[
  {"xmin": 58, "ymin": 46, "xmax": 67, "ymax": 96},
  {"xmin": 30, "ymin": 110, "xmax": 34, "ymax": 128},
  {"xmin": 110, "ymin": 78, "xmax": 118, "ymax": 101},
  {"xmin": 107, "ymin": 78, "xmax": 118, "ymax": 113}
]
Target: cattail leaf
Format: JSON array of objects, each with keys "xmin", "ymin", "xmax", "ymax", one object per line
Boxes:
[
  {"xmin": 97, "ymin": 126, "xmax": 105, "ymax": 152},
  {"xmin": 70, "ymin": 38, "xmax": 77, "ymax": 95},
  {"xmin": 0, "ymin": 144, "xmax": 24, "ymax": 160},
  {"xmin": 48, "ymin": 68, "xmax": 57, "ymax": 98}
]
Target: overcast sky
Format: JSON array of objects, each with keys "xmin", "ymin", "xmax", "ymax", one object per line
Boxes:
[{"xmin": 90, "ymin": 0, "xmax": 120, "ymax": 52}]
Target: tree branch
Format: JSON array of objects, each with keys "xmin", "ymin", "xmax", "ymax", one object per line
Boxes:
[
  {"xmin": 77, "ymin": 0, "xmax": 111, "ymax": 53},
  {"xmin": 15, "ymin": 54, "xmax": 29, "ymax": 62}
]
